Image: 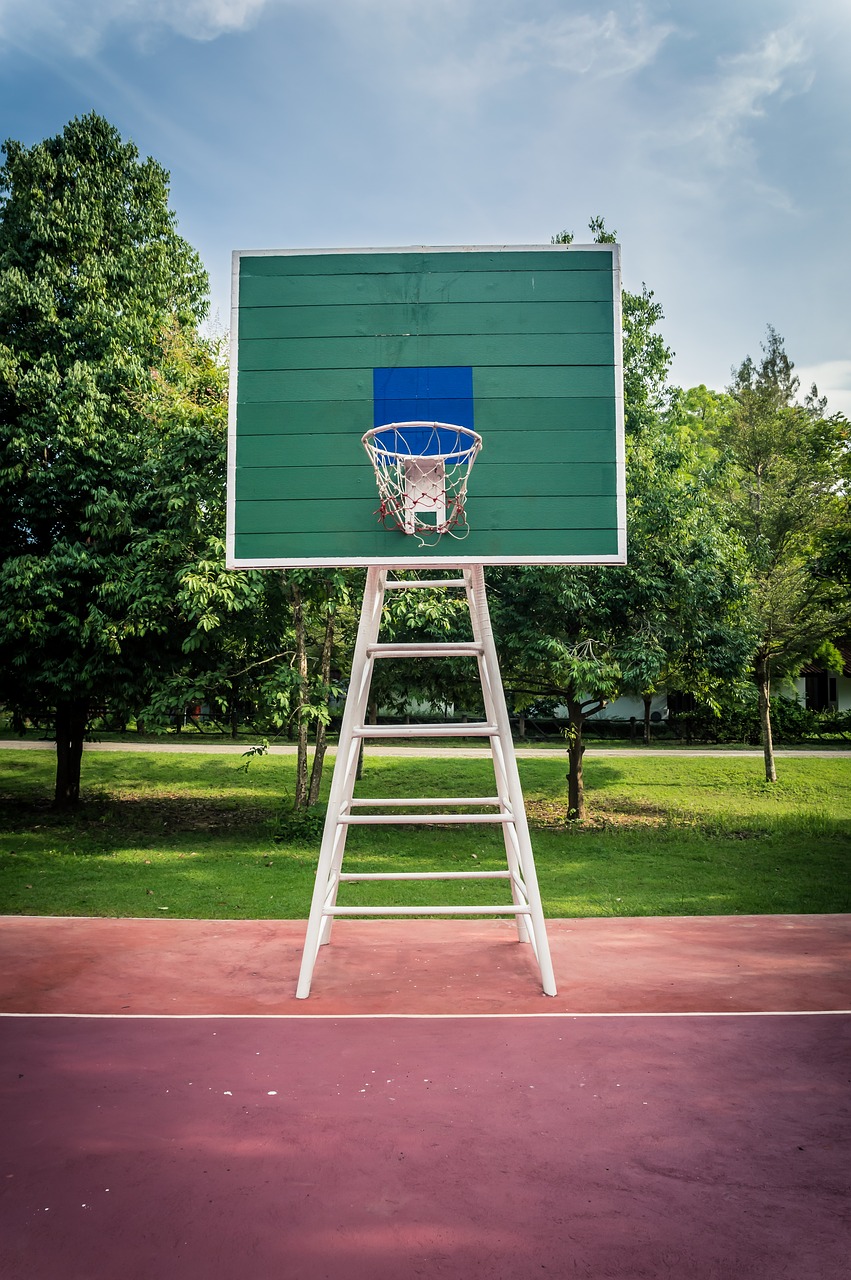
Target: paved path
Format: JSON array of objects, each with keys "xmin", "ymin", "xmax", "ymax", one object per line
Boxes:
[{"xmin": 2, "ymin": 739, "xmax": 849, "ymax": 759}]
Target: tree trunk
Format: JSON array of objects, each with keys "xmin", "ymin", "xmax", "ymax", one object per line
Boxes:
[
  {"xmin": 54, "ymin": 700, "xmax": 87, "ymax": 808},
  {"xmin": 565, "ymin": 698, "xmax": 586, "ymax": 822},
  {"xmin": 292, "ymin": 585, "xmax": 309, "ymax": 810},
  {"xmin": 307, "ymin": 727, "xmax": 328, "ymax": 809},
  {"xmin": 354, "ymin": 699, "xmax": 378, "ymax": 783},
  {"xmin": 643, "ymin": 694, "xmax": 653, "ymax": 747},
  {"xmin": 755, "ymin": 656, "xmax": 777, "ymax": 783},
  {"xmin": 307, "ymin": 613, "xmax": 334, "ymax": 807}
]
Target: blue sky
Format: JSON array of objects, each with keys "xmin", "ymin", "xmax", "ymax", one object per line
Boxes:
[{"xmin": 1, "ymin": 0, "xmax": 849, "ymax": 411}]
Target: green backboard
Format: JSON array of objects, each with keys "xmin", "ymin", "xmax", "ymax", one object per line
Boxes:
[{"xmin": 227, "ymin": 245, "xmax": 625, "ymax": 567}]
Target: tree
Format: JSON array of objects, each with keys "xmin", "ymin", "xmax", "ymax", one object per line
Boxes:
[
  {"xmin": 713, "ymin": 327, "xmax": 851, "ymax": 781},
  {"xmin": 555, "ymin": 218, "xmax": 672, "ymax": 436},
  {"xmin": 282, "ymin": 569, "xmax": 354, "ymax": 811},
  {"xmin": 0, "ymin": 114, "xmax": 209, "ymax": 804},
  {"xmin": 122, "ymin": 324, "xmax": 353, "ymax": 816},
  {"xmin": 490, "ymin": 568, "xmax": 622, "ymax": 820},
  {"xmin": 492, "ymin": 419, "xmax": 751, "ymax": 819},
  {"xmin": 491, "ymin": 219, "xmax": 752, "ymax": 820},
  {"xmin": 613, "ymin": 414, "xmax": 753, "ymax": 745},
  {"xmin": 127, "ymin": 321, "xmax": 294, "ymax": 743}
]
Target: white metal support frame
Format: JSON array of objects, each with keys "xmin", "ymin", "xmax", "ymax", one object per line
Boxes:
[{"xmin": 295, "ymin": 566, "xmax": 557, "ymax": 998}]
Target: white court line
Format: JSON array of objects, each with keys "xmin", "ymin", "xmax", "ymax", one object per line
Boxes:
[{"xmin": 1, "ymin": 1010, "xmax": 849, "ymax": 1020}]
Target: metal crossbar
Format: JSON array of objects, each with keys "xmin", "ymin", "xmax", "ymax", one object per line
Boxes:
[
  {"xmin": 338, "ymin": 812, "xmax": 509, "ymax": 825},
  {"xmin": 353, "ymin": 722, "xmax": 498, "ymax": 738},
  {"xmin": 367, "ymin": 642, "xmax": 484, "ymax": 658},
  {"xmin": 347, "ymin": 796, "xmax": 502, "ymax": 807},
  {"xmin": 326, "ymin": 906, "xmax": 532, "ymax": 917},
  {"xmin": 295, "ymin": 566, "xmax": 557, "ymax": 998},
  {"xmin": 383, "ymin": 579, "xmax": 467, "ymax": 589},
  {"xmin": 339, "ymin": 871, "xmax": 512, "ymax": 881}
]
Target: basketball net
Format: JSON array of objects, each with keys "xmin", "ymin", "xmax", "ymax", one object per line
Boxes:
[{"xmin": 362, "ymin": 422, "xmax": 483, "ymax": 546}]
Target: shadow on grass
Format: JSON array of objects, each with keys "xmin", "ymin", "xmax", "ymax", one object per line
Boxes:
[
  {"xmin": 4, "ymin": 792, "xmax": 846, "ymax": 859},
  {"xmin": 0, "ymin": 793, "xmax": 278, "ymax": 845},
  {"xmin": 2, "ymin": 804, "xmax": 849, "ymax": 918}
]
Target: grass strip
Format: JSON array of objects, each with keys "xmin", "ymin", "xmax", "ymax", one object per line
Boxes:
[{"xmin": 0, "ymin": 749, "xmax": 849, "ymax": 919}]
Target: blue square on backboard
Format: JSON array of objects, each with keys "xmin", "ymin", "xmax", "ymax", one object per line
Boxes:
[{"xmin": 373, "ymin": 366, "xmax": 474, "ymax": 430}]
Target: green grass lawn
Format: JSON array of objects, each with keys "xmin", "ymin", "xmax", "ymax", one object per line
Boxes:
[{"xmin": 0, "ymin": 748, "xmax": 849, "ymax": 919}]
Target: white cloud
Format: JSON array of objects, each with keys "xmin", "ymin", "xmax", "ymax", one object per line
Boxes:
[
  {"xmin": 663, "ymin": 26, "xmax": 811, "ymax": 171},
  {"xmin": 626, "ymin": 21, "xmax": 816, "ymax": 227},
  {"xmin": 0, "ymin": 0, "xmax": 269, "ymax": 54},
  {"xmin": 521, "ymin": 9, "xmax": 674, "ymax": 78},
  {"xmin": 399, "ymin": 8, "xmax": 675, "ymax": 102},
  {"xmin": 166, "ymin": 0, "xmax": 268, "ymax": 39},
  {"xmin": 0, "ymin": 0, "xmax": 466, "ymax": 55},
  {"xmin": 794, "ymin": 360, "xmax": 851, "ymax": 418},
  {"xmin": 0, "ymin": 0, "xmax": 674, "ymax": 81}
]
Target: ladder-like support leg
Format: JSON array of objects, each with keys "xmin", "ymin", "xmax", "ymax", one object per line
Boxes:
[
  {"xmin": 295, "ymin": 565, "xmax": 557, "ymax": 999},
  {"xmin": 296, "ymin": 568, "xmax": 386, "ymax": 997},
  {"xmin": 465, "ymin": 566, "xmax": 557, "ymax": 994},
  {"xmin": 315, "ymin": 568, "xmax": 387, "ymax": 950},
  {"xmin": 464, "ymin": 575, "xmax": 529, "ymax": 944}
]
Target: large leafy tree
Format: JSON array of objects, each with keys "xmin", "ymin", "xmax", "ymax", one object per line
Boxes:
[
  {"xmin": 492, "ymin": 419, "xmax": 751, "ymax": 819},
  {"xmin": 114, "ymin": 307, "xmax": 350, "ymax": 816},
  {"xmin": 0, "ymin": 114, "xmax": 211, "ymax": 804},
  {"xmin": 611, "ymin": 415, "xmax": 753, "ymax": 739},
  {"xmin": 710, "ymin": 328, "xmax": 851, "ymax": 781},
  {"xmin": 492, "ymin": 221, "xmax": 752, "ymax": 820},
  {"xmin": 554, "ymin": 219, "xmax": 670, "ymax": 436},
  {"xmin": 127, "ymin": 321, "xmax": 292, "ymax": 740}
]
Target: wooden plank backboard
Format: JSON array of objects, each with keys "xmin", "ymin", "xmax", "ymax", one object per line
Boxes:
[{"xmin": 227, "ymin": 245, "xmax": 625, "ymax": 567}]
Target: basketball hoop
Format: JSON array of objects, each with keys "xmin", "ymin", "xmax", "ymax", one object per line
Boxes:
[{"xmin": 361, "ymin": 421, "xmax": 482, "ymax": 544}]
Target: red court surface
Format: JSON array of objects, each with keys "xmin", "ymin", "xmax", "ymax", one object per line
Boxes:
[{"xmin": 2, "ymin": 914, "xmax": 850, "ymax": 1278}]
